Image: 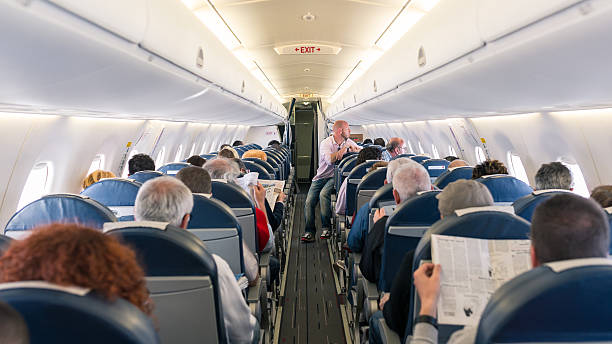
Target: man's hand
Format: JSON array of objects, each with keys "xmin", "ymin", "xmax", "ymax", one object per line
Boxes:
[
  {"xmin": 413, "ymin": 263, "xmax": 441, "ymax": 317},
  {"xmin": 348, "ymin": 144, "xmax": 361, "ymax": 153},
  {"xmin": 379, "ymin": 292, "xmax": 390, "ymax": 310},
  {"xmin": 336, "ymin": 145, "xmax": 349, "ymax": 160},
  {"xmin": 277, "ymin": 191, "xmax": 286, "ymax": 203},
  {"xmin": 252, "ymin": 183, "xmax": 267, "ymax": 208},
  {"xmin": 373, "ymin": 208, "xmax": 386, "ymax": 223}
]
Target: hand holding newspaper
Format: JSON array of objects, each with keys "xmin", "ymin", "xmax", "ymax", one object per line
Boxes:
[
  {"xmin": 430, "ymin": 234, "xmax": 531, "ymax": 326},
  {"xmin": 258, "ymin": 180, "xmax": 285, "ymax": 210}
]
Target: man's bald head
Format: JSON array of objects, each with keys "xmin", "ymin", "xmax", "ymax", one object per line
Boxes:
[
  {"xmin": 332, "ymin": 120, "xmax": 348, "ymax": 130},
  {"xmin": 449, "ymin": 159, "xmax": 469, "ymax": 169},
  {"xmin": 332, "ymin": 120, "xmax": 350, "ymax": 140}
]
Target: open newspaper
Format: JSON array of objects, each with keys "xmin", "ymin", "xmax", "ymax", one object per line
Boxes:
[
  {"xmin": 259, "ymin": 180, "xmax": 285, "ymax": 210},
  {"xmin": 431, "ymin": 234, "xmax": 531, "ymax": 326}
]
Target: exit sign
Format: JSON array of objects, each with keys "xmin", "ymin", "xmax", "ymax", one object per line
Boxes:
[{"xmin": 274, "ymin": 44, "xmax": 341, "ymax": 55}]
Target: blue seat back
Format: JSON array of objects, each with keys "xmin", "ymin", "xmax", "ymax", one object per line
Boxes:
[
  {"xmin": 346, "ymin": 161, "xmax": 381, "ymax": 216},
  {"xmin": 258, "ymin": 156, "xmax": 282, "ymax": 180},
  {"xmin": 380, "ymin": 190, "xmax": 441, "ymax": 291},
  {"xmin": 367, "ymin": 184, "xmax": 396, "ymax": 232},
  {"xmin": 475, "ymin": 259, "xmax": 612, "ymax": 344},
  {"xmin": 5, "ymin": 194, "xmax": 116, "ymax": 238},
  {"xmin": 158, "ymin": 162, "xmax": 190, "ymax": 176},
  {"xmin": 243, "ymin": 161, "xmax": 272, "ymax": 180},
  {"xmin": 0, "ymin": 281, "xmax": 159, "ymax": 344},
  {"xmin": 407, "ymin": 209, "xmax": 530, "ymax": 337},
  {"xmin": 434, "ymin": 166, "xmax": 474, "ymax": 189},
  {"xmin": 105, "ymin": 222, "xmax": 225, "ymax": 344},
  {"xmin": 81, "ymin": 178, "xmax": 141, "ymax": 221},
  {"xmin": 391, "ymin": 153, "xmax": 416, "ymax": 160},
  {"xmin": 188, "ymin": 195, "xmax": 244, "ymax": 274},
  {"xmin": 410, "ymin": 155, "xmax": 431, "ymax": 164},
  {"xmin": 243, "ymin": 158, "xmax": 277, "ymax": 179},
  {"xmin": 211, "ymin": 181, "xmax": 259, "ymax": 252},
  {"xmin": 513, "ymin": 189, "xmax": 573, "ymax": 222},
  {"xmin": 356, "ymin": 168, "xmax": 387, "ymax": 211},
  {"xmin": 334, "ymin": 154, "xmax": 357, "ymax": 190},
  {"xmin": 477, "ymin": 174, "xmax": 533, "ymax": 204},
  {"xmin": 129, "ymin": 170, "xmax": 165, "ymax": 184},
  {"xmin": 199, "ymin": 154, "xmax": 216, "ymax": 160},
  {"xmin": 338, "ymin": 156, "xmax": 358, "ymax": 192},
  {"xmin": 421, "ymin": 159, "xmax": 450, "ymax": 182}
]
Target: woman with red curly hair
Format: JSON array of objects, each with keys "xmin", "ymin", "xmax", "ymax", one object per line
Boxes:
[{"xmin": 0, "ymin": 224, "xmax": 152, "ymax": 316}]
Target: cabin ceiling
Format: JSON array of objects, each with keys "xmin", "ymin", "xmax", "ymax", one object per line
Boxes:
[{"xmin": 185, "ymin": 0, "xmax": 406, "ymax": 99}]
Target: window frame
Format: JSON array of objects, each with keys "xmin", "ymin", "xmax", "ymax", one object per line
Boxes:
[{"xmin": 17, "ymin": 161, "xmax": 53, "ymax": 210}]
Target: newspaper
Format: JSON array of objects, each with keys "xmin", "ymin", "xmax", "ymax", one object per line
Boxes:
[
  {"xmin": 431, "ymin": 234, "xmax": 531, "ymax": 326},
  {"xmin": 259, "ymin": 180, "xmax": 285, "ymax": 210}
]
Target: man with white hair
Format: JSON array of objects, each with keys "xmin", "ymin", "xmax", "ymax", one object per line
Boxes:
[
  {"xmin": 359, "ymin": 161, "xmax": 431, "ymax": 284},
  {"xmin": 347, "ymin": 158, "xmax": 414, "ymax": 253},
  {"xmin": 134, "ymin": 177, "xmax": 259, "ymax": 344}
]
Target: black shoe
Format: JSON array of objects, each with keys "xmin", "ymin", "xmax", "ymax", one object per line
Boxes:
[
  {"xmin": 301, "ymin": 232, "xmax": 315, "ymax": 243},
  {"xmin": 320, "ymin": 229, "xmax": 332, "ymax": 239}
]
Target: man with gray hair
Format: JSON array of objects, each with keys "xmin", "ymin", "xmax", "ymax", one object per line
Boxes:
[
  {"xmin": 437, "ymin": 179, "xmax": 494, "ymax": 217},
  {"xmin": 134, "ymin": 177, "xmax": 259, "ymax": 344},
  {"xmin": 360, "ymin": 161, "xmax": 432, "ymax": 284},
  {"xmin": 534, "ymin": 162, "xmax": 573, "ymax": 190},
  {"xmin": 203, "ymin": 158, "xmax": 240, "ymax": 181}
]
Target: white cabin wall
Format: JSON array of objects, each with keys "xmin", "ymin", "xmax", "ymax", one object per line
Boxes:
[{"xmin": 245, "ymin": 126, "xmax": 282, "ymax": 149}]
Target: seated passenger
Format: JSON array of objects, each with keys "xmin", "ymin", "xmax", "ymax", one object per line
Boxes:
[
  {"xmin": 176, "ymin": 167, "xmax": 259, "ymax": 286},
  {"xmin": 359, "ymin": 161, "xmax": 431, "ymax": 284},
  {"xmin": 232, "ymin": 140, "xmax": 244, "ymax": 147},
  {"xmin": 347, "ymin": 158, "xmax": 411, "ymax": 253},
  {"xmin": 591, "ymin": 185, "xmax": 612, "ymax": 208},
  {"xmin": 0, "ymin": 301, "xmax": 28, "ymax": 344},
  {"xmin": 335, "ymin": 146, "xmax": 382, "ymax": 216},
  {"xmin": 363, "ymin": 138, "xmax": 373, "ymax": 145},
  {"xmin": 186, "ymin": 155, "xmax": 206, "ymax": 167},
  {"xmin": 133, "ymin": 176, "xmax": 258, "ymax": 343},
  {"xmin": 219, "ymin": 143, "xmax": 231, "ymax": 150},
  {"xmin": 373, "ymin": 138, "xmax": 386, "ymax": 147},
  {"xmin": 381, "ymin": 138, "xmax": 405, "ymax": 161},
  {"xmin": 410, "ymin": 193, "xmax": 609, "ymax": 343},
  {"xmin": 444, "ymin": 156, "xmax": 458, "ymax": 162},
  {"xmin": 267, "ymin": 140, "xmax": 281, "ymax": 150},
  {"xmin": 534, "ymin": 162, "xmax": 573, "ymax": 190},
  {"xmin": 218, "ymin": 147, "xmax": 239, "ymax": 159},
  {"xmin": 128, "ymin": 153, "xmax": 155, "ymax": 176},
  {"xmin": 82, "ymin": 169, "xmax": 116, "ymax": 190},
  {"xmin": 242, "ymin": 149, "xmax": 267, "ymax": 161},
  {"xmin": 471, "ymin": 159, "xmax": 508, "ymax": 179},
  {"xmin": 372, "ymin": 180, "xmax": 494, "ymax": 342},
  {"xmin": 448, "ymin": 159, "xmax": 468, "ymax": 169},
  {"xmin": 0, "ymin": 223, "xmax": 152, "ymax": 316}
]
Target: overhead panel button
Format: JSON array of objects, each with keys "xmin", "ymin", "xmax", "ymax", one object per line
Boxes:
[{"xmin": 274, "ymin": 44, "xmax": 341, "ymax": 55}]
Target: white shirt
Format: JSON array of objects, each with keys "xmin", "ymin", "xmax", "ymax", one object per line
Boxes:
[
  {"xmin": 314, "ymin": 135, "xmax": 359, "ymax": 181},
  {"xmin": 242, "ymin": 243, "xmax": 259, "ymax": 283},
  {"xmin": 212, "ymin": 254, "xmax": 257, "ymax": 343}
]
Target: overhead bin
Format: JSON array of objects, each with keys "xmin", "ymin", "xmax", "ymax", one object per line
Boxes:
[
  {"xmin": 48, "ymin": 0, "xmax": 148, "ymax": 43},
  {"xmin": 476, "ymin": 0, "xmax": 584, "ymax": 42}
]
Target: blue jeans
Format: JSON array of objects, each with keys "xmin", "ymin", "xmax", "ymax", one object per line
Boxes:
[
  {"xmin": 304, "ymin": 177, "xmax": 334, "ymax": 234},
  {"xmin": 369, "ymin": 311, "xmax": 385, "ymax": 344}
]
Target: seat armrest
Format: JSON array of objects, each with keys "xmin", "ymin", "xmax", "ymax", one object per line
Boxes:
[
  {"xmin": 362, "ymin": 276, "xmax": 380, "ymax": 320},
  {"xmin": 378, "ymin": 318, "xmax": 401, "ymax": 344},
  {"xmin": 259, "ymin": 252, "xmax": 271, "ymax": 286},
  {"xmin": 247, "ymin": 278, "xmax": 263, "ymax": 320}
]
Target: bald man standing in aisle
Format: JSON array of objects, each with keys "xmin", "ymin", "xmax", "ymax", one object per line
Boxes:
[{"xmin": 302, "ymin": 120, "xmax": 361, "ymax": 242}]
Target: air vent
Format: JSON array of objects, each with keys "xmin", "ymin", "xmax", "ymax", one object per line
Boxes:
[
  {"xmin": 196, "ymin": 47, "xmax": 204, "ymax": 68},
  {"xmin": 418, "ymin": 46, "xmax": 426, "ymax": 67},
  {"xmin": 373, "ymin": 80, "xmax": 378, "ymax": 93},
  {"xmin": 241, "ymin": 80, "xmax": 245, "ymax": 93}
]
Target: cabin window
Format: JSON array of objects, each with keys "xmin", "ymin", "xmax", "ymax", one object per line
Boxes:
[
  {"xmin": 17, "ymin": 162, "xmax": 52, "ymax": 210},
  {"xmin": 475, "ymin": 146, "xmax": 486, "ymax": 164},
  {"xmin": 418, "ymin": 141, "xmax": 425, "ymax": 155},
  {"xmin": 122, "ymin": 149, "xmax": 139, "ymax": 178},
  {"xmin": 507, "ymin": 152, "xmax": 529, "ymax": 185},
  {"xmin": 174, "ymin": 145, "xmax": 183, "ymax": 162},
  {"xmin": 189, "ymin": 143, "xmax": 197, "ymax": 158},
  {"xmin": 449, "ymin": 145, "xmax": 457, "ymax": 157},
  {"xmin": 200, "ymin": 143, "xmax": 208, "ymax": 155},
  {"xmin": 155, "ymin": 147, "xmax": 166, "ymax": 168},
  {"xmin": 406, "ymin": 142, "xmax": 414, "ymax": 154},
  {"xmin": 87, "ymin": 154, "xmax": 106, "ymax": 175},
  {"xmin": 558, "ymin": 159, "xmax": 589, "ymax": 197},
  {"xmin": 431, "ymin": 144, "xmax": 440, "ymax": 159}
]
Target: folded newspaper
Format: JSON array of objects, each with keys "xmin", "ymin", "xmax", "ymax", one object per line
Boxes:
[
  {"xmin": 259, "ymin": 180, "xmax": 285, "ymax": 210},
  {"xmin": 431, "ymin": 234, "xmax": 531, "ymax": 326}
]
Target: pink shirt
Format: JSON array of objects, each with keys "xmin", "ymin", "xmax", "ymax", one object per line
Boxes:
[{"xmin": 313, "ymin": 135, "xmax": 359, "ymax": 181}]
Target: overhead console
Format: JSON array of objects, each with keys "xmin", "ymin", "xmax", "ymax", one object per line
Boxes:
[
  {"xmin": 0, "ymin": 0, "xmax": 286, "ymax": 125},
  {"xmin": 328, "ymin": 0, "xmax": 612, "ymax": 124}
]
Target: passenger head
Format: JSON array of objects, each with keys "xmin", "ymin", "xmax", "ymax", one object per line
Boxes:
[
  {"xmin": 176, "ymin": 166, "xmax": 212, "ymax": 194},
  {"xmin": 186, "ymin": 155, "xmax": 206, "ymax": 167},
  {"xmin": 534, "ymin": 162, "xmax": 573, "ymax": 190},
  {"xmin": 392, "ymin": 162, "xmax": 431, "ymax": 203},
  {"xmin": 448, "ymin": 159, "xmax": 469, "ymax": 169},
  {"xmin": 436, "ymin": 180, "xmax": 494, "ymax": 217},
  {"xmin": 134, "ymin": 176, "xmax": 193, "ymax": 228},
  {"xmin": 591, "ymin": 185, "xmax": 612, "ymax": 208},
  {"xmin": 203, "ymin": 158, "xmax": 240, "ymax": 182},
  {"xmin": 232, "ymin": 140, "xmax": 244, "ymax": 147},
  {"xmin": 531, "ymin": 194, "xmax": 609, "ymax": 265},
  {"xmin": 218, "ymin": 147, "xmax": 239, "ymax": 159},
  {"xmin": 231, "ymin": 158, "xmax": 247, "ymax": 174},
  {"xmin": 386, "ymin": 137, "xmax": 405, "ymax": 157},
  {"xmin": 0, "ymin": 224, "xmax": 152, "ymax": 315},
  {"xmin": 363, "ymin": 138, "xmax": 373, "ymax": 145},
  {"xmin": 356, "ymin": 146, "xmax": 382, "ymax": 165},
  {"xmin": 373, "ymin": 138, "xmax": 386, "ymax": 147},
  {"xmin": 243, "ymin": 149, "xmax": 267, "ymax": 161},
  {"xmin": 82, "ymin": 170, "xmax": 116, "ymax": 190},
  {"xmin": 128, "ymin": 154, "xmax": 155, "ymax": 175},
  {"xmin": 368, "ymin": 161, "xmax": 388, "ymax": 172},
  {"xmin": 472, "ymin": 159, "xmax": 508, "ymax": 179},
  {"xmin": 332, "ymin": 120, "xmax": 350, "ymax": 140},
  {"xmin": 268, "ymin": 140, "xmax": 281, "ymax": 150},
  {"xmin": 444, "ymin": 156, "xmax": 458, "ymax": 162},
  {"xmin": 0, "ymin": 301, "xmax": 28, "ymax": 344},
  {"xmin": 386, "ymin": 157, "xmax": 412, "ymax": 183}
]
